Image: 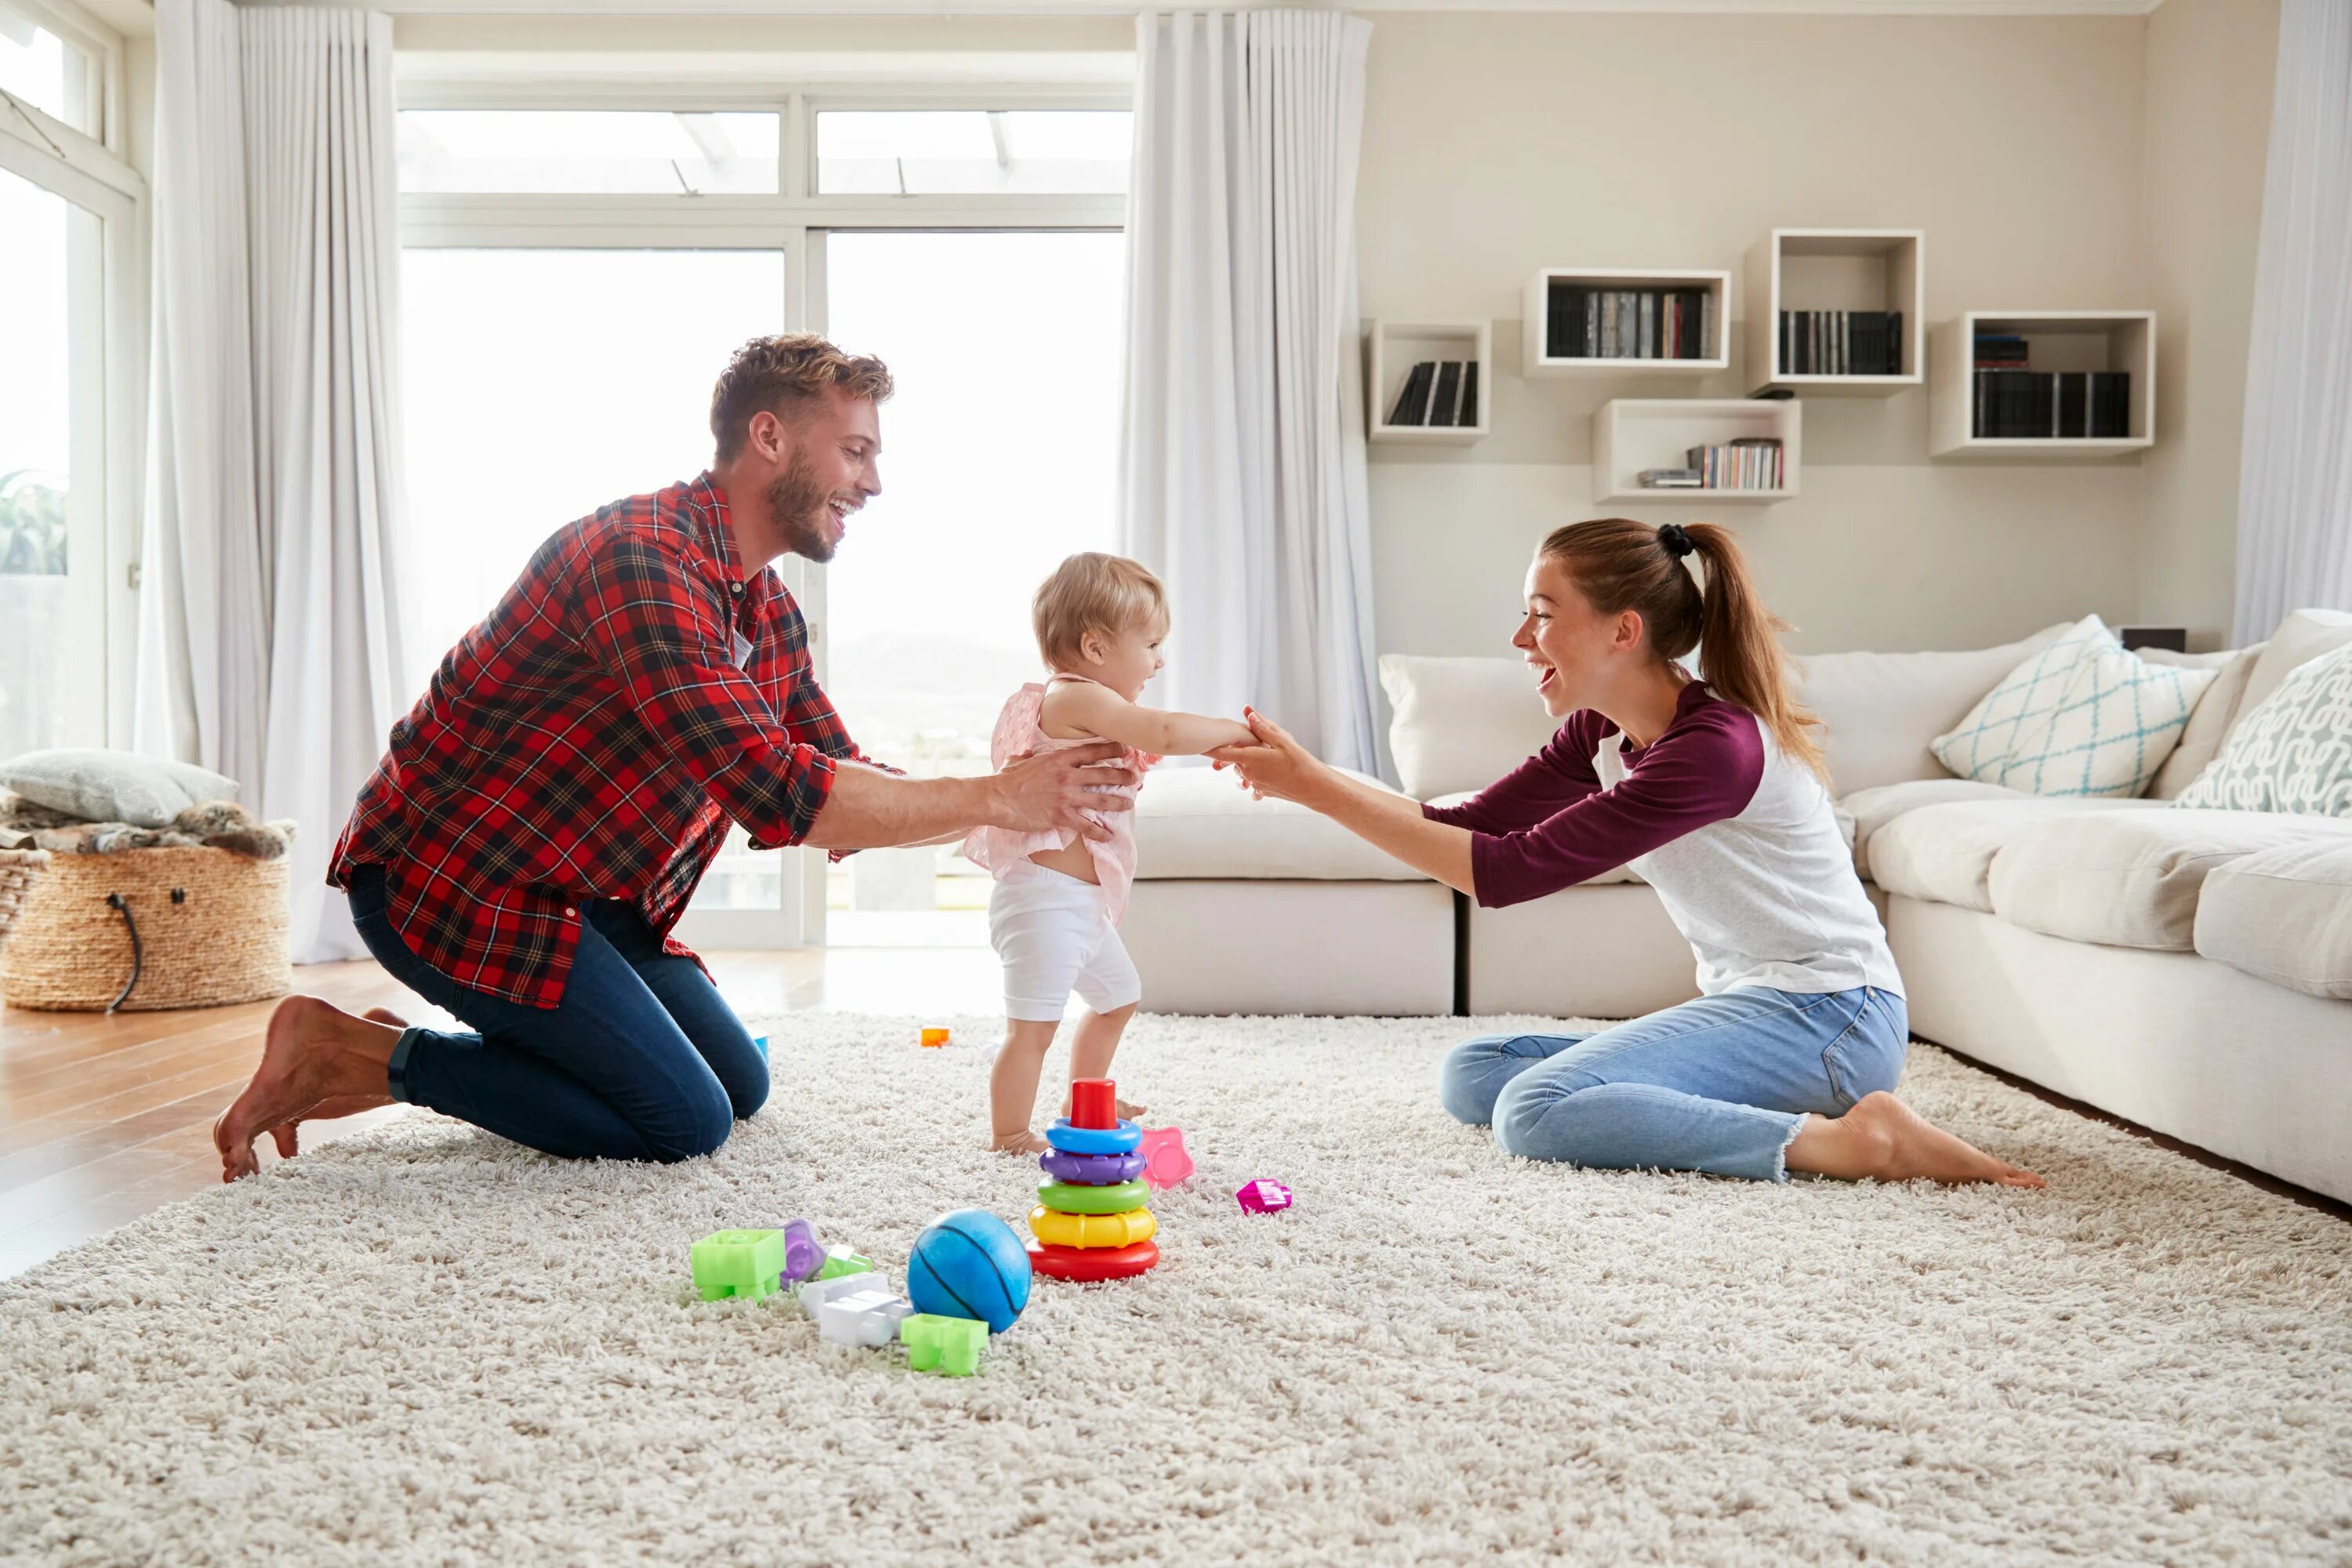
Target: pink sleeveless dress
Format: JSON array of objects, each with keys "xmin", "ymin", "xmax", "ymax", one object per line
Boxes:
[{"xmin": 960, "ymin": 673, "xmax": 1157, "ymax": 924}]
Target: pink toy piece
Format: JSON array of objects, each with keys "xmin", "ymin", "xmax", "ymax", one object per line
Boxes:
[
  {"xmin": 1137, "ymin": 1127, "xmax": 1194, "ymax": 1190},
  {"xmin": 1236, "ymin": 1179, "xmax": 1292, "ymax": 1214}
]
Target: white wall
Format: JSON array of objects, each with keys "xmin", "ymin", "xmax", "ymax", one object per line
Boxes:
[
  {"xmin": 2140, "ymin": 0, "xmax": 2279, "ymax": 650},
  {"xmin": 1357, "ymin": 13, "xmax": 2165, "ymax": 662}
]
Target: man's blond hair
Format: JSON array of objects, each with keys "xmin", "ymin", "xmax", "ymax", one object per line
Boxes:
[
  {"xmin": 1033, "ymin": 553, "xmax": 1167, "ymax": 670},
  {"xmin": 710, "ymin": 333, "xmax": 895, "ymax": 461}
]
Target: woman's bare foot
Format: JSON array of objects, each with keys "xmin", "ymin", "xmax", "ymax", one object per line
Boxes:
[
  {"xmin": 989, "ymin": 1130, "xmax": 1051, "ymax": 1157},
  {"xmin": 265, "ymin": 1007, "xmax": 407, "ymax": 1158},
  {"xmin": 1787, "ymin": 1091, "xmax": 2045, "ymax": 1188},
  {"xmin": 214, "ymin": 996, "xmax": 401, "ymax": 1182}
]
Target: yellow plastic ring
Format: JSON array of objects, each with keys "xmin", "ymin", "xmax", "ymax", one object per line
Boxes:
[{"xmin": 1026, "ymin": 1203, "xmax": 1157, "ymax": 1250}]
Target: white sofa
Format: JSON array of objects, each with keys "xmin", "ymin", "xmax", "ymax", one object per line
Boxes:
[{"xmin": 1126, "ymin": 609, "xmax": 2352, "ymax": 1204}]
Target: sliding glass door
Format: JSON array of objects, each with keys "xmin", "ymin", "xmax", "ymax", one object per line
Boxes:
[
  {"xmin": 814, "ymin": 230, "xmax": 1126, "ymax": 946},
  {"xmin": 0, "ymin": 163, "xmax": 107, "ymax": 758},
  {"xmin": 397, "ymin": 245, "xmax": 802, "ymax": 942}
]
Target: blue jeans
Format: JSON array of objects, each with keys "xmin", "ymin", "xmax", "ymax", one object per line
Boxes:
[
  {"xmin": 1439, "ymin": 986, "xmax": 1907, "ymax": 1182},
  {"xmin": 347, "ymin": 863, "xmax": 767, "ymax": 1163}
]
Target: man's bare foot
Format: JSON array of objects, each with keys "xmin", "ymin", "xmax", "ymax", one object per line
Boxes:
[
  {"xmin": 265, "ymin": 1007, "xmax": 407, "ymax": 1159},
  {"xmin": 989, "ymin": 1130, "xmax": 1051, "ymax": 1157},
  {"xmin": 214, "ymin": 996, "xmax": 401, "ymax": 1182},
  {"xmin": 1788, "ymin": 1091, "xmax": 2045, "ymax": 1188}
]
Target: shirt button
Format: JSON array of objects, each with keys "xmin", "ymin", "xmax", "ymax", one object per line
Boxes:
[
  {"xmin": 563, "ymin": 906, "xmax": 576, "ymax": 917},
  {"xmin": 729, "ymin": 581, "xmax": 743, "ymax": 596}
]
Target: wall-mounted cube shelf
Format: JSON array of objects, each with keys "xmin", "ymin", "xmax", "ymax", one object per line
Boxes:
[
  {"xmin": 1367, "ymin": 319, "xmax": 1490, "ymax": 445},
  {"xmin": 1744, "ymin": 228, "xmax": 1924, "ymax": 395},
  {"xmin": 1522, "ymin": 268, "xmax": 1731, "ymax": 377},
  {"xmin": 1592, "ymin": 398, "xmax": 1801, "ymax": 505},
  {"xmin": 1928, "ymin": 310, "xmax": 2155, "ymax": 458}
]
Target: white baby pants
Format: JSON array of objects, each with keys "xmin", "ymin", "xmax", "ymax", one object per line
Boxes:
[{"xmin": 988, "ymin": 867, "xmax": 1142, "ymax": 1023}]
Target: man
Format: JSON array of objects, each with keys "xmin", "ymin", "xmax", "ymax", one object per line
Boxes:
[{"xmin": 213, "ymin": 335, "xmax": 1134, "ymax": 1181}]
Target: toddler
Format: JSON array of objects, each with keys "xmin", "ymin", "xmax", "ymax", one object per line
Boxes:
[{"xmin": 962, "ymin": 554, "xmax": 1254, "ymax": 1154}]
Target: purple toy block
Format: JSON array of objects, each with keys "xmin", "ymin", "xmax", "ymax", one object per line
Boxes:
[
  {"xmin": 779, "ymin": 1218, "xmax": 822, "ymax": 1283},
  {"xmin": 1040, "ymin": 1149, "xmax": 1146, "ymax": 1186},
  {"xmin": 1236, "ymin": 1179, "xmax": 1293, "ymax": 1214}
]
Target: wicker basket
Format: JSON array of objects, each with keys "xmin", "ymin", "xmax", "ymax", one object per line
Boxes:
[
  {"xmin": 1, "ymin": 846, "xmax": 290, "ymax": 1012},
  {"xmin": 0, "ymin": 848, "xmax": 48, "ymax": 956}
]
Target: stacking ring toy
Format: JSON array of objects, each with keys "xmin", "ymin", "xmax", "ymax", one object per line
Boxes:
[
  {"xmin": 1044, "ymin": 1117, "xmax": 1141, "ymax": 1156},
  {"xmin": 1036, "ymin": 1180, "xmax": 1149, "ymax": 1215},
  {"xmin": 1026, "ymin": 1238, "xmax": 1160, "ymax": 1281},
  {"xmin": 1027, "ymin": 1204, "xmax": 1156, "ymax": 1250},
  {"xmin": 1040, "ymin": 1149, "xmax": 1145, "ymax": 1185}
]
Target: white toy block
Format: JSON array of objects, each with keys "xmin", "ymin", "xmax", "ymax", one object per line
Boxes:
[
  {"xmin": 817, "ymin": 1286, "xmax": 913, "ymax": 1348},
  {"xmin": 799, "ymin": 1273, "xmax": 878, "ymax": 1319}
]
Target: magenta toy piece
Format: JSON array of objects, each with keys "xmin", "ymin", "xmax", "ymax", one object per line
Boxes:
[
  {"xmin": 1138, "ymin": 1127, "xmax": 1194, "ymax": 1190},
  {"xmin": 1236, "ymin": 1179, "xmax": 1292, "ymax": 1214}
]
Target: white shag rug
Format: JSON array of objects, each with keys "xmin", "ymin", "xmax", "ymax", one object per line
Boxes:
[{"xmin": 5, "ymin": 1013, "xmax": 2350, "ymax": 1567}]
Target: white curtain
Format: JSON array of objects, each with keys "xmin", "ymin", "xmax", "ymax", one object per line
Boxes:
[
  {"xmin": 2232, "ymin": 0, "xmax": 2352, "ymax": 644},
  {"xmin": 137, "ymin": 0, "xmax": 411, "ymax": 963},
  {"xmin": 1119, "ymin": 10, "xmax": 1381, "ymax": 774}
]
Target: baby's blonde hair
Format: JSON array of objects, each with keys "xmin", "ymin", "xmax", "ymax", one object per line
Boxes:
[{"xmin": 1033, "ymin": 553, "xmax": 1167, "ymax": 670}]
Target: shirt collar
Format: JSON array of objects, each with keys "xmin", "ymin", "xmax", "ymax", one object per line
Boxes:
[{"xmin": 688, "ymin": 472, "xmax": 748, "ymax": 589}]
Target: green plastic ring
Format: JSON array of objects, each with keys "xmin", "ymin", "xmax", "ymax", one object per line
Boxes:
[{"xmin": 1036, "ymin": 1179, "xmax": 1149, "ymax": 1215}]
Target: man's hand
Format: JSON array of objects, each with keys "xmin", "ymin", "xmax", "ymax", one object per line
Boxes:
[{"xmin": 989, "ymin": 742, "xmax": 1138, "ymax": 843}]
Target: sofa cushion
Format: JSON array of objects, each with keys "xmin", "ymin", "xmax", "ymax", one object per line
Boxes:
[
  {"xmin": 2234, "ymin": 608, "xmax": 2352, "ymax": 727},
  {"xmin": 1867, "ymin": 796, "xmax": 2167, "ymax": 913},
  {"xmin": 1929, "ymin": 615, "xmax": 2217, "ymax": 799},
  {"xmin": 1987, "ymin": 809, "xmax": 2352, "ymax": 950},
  {"xmin": 1134, "ymin": 764, "xmax": 1427, "ymax": 881},
  {"xmin": 1791, "ymin": 622, "xmax": 2069, "ymax": 797},
  {"xmin": 1425, "ymin": 790, "xmax": 1644, "ymax": 884},
  {"xmin": 2194, "ymin": 841, "xmax": 2352, "ymax": 1000},
  {"xmin": 1378, "ymin": 655, "xmax": 1559, "ymax": 800},
  {"xmin": 2143, "ymin": 646, "xmax": 2263, "ymax": 800},
  {"xmin": 2172, "ymin": 643, "xmax": 2352, "ymax": 818},
  {"xmin": 1834, "ymin": 779, "xmax": 2032, "ymax": 879}
]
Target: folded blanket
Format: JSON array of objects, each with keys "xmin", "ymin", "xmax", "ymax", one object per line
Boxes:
[{"xmin": 0, "ymin": 796, "xmax": 296, "ymax": 859}]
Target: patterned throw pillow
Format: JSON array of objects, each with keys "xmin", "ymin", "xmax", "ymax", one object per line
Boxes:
[
  {"xmin": 2172, "ymin": 641, "xmax": 2352, "ymax": 816},
  {"xmin": 1931, "ymin": 615, "xmax": 2220, "ymax": 798}
]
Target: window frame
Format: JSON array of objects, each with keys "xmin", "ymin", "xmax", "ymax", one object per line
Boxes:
[
  {"xmin": 0, "ymin": 0, "xmax": 143, "ymax": 749},
  {"xmin": 395, "ymin": 77, "xmax": 1129, "ymax": 948}
]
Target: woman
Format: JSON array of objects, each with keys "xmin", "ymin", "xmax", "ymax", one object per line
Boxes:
[{"xmin": 1214, "ymin": 519, "xmax": 2042, "ymax": 1188}]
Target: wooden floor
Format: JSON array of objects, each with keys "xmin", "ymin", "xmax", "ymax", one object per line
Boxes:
[{"xmin": 0, "ymin": 948, "xmax": 1005, "ymax": 1281}]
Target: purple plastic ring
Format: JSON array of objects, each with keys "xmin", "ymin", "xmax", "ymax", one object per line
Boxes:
[{"xmin": 1040, "ymin": 1149, "xmax": 1146, "ymax": 1185}]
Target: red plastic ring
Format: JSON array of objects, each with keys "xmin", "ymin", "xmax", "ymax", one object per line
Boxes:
[{"xmin": 1025, "ymin": 1237, "xmax": 1160, "ymax": 1281}]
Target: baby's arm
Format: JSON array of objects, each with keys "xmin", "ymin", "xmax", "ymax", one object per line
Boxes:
[{"xmin": 1041, "ymin": 681, "xmax": 1254, "ymax": 756}]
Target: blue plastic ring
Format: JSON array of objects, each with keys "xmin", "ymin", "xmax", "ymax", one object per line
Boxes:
[{"xmin": 1044, "ymin": 1118, "xmax": 1141, "ymax": 1156}]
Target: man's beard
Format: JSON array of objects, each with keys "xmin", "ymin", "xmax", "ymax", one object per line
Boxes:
[{"xmin": 766, "ymin": 452, "xmax": 840, "ymax": 563}]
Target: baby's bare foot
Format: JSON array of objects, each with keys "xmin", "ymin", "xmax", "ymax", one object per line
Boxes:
[
  {"xmin": 1116, "ymin": 1097, "xmax": 1146, "ymax": 1122},
  {"xmin": 989, "ymin": 1130, "xmax": 1051, "ymax": 1157}
]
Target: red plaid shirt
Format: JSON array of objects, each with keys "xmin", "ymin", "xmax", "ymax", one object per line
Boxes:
[{"xmin": 330, "ymin": 474, "xmax": 867, "ymax": 1007}]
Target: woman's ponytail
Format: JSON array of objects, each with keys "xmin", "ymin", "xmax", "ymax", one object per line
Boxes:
[{"xmin": 1537, "ymin": 517, "xmax": 1828, "ymax": 783}]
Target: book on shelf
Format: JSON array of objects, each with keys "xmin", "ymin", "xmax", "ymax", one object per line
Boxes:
[
  {"xmin": 1682, "ymin": 437, "xmax": 1784, "ymax": 491},
  {"xmin": 1970, "ymin": 368, "xmax": 2131, "ymax": 439},
  {"xmin": 1777, "ymin": 310, "xmax": 1903, "ymax": 376},
  {"xmin": 1639, "ymin": 468, "xmax": 1704, "ymax": 488},
  {"xmin": 1546, "ymin": 282, "xmax": 1717, "ymax": 361},
  {"xmin": 1385, "ymin": 359, "xmax": 1481, "ymax": 430}
]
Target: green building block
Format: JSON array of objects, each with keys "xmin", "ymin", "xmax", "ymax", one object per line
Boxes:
[
  {"xmin": 815, "ymin": 1245, "xmax": 873, "ymax": 1281},
  {"xmin": 691, "ymin": 1229, "xmax": 789, "ymax": 1301},
  {"xmin": 902, "ymin": 1312, "xmax": 987, "ymax": 1377}
]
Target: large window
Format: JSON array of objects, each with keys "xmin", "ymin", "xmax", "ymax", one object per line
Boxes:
[
  {"xmin": 394, "ymin": 92, "xmax": 1130, "ymax": 948},
  {"xmin": 818, "ymin": 231, "xmax": 1125, "ymax": 945},
  {"xmin": 0, "ymin": 0, "xmax": 129, "ymax": 758}
]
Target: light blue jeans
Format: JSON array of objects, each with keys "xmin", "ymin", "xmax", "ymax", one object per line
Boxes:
[{"xmin": 1439, "ymin": 986, "xmax": 1908, "ymax": 1182}]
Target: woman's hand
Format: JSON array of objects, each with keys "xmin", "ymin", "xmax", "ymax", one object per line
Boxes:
[{"xmin": 1206, "ymin": 708, "xmax": 1334, "ymax": 806}]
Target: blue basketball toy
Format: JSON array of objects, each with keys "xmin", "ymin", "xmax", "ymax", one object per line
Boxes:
[{"xmin": 906, "ymin": 1209, "xmax": 1032, "ymax": 1334}]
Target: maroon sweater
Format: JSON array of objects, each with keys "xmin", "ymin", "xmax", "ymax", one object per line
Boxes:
[{"xmin": 1423, "ymin": 682, "xmax": 1766, "ymax": 908}]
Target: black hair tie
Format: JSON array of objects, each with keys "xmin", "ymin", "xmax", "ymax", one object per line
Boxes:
[{"xmin": 1657, "ymin": 523, "xmax": 1696, "ymax": 560}]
